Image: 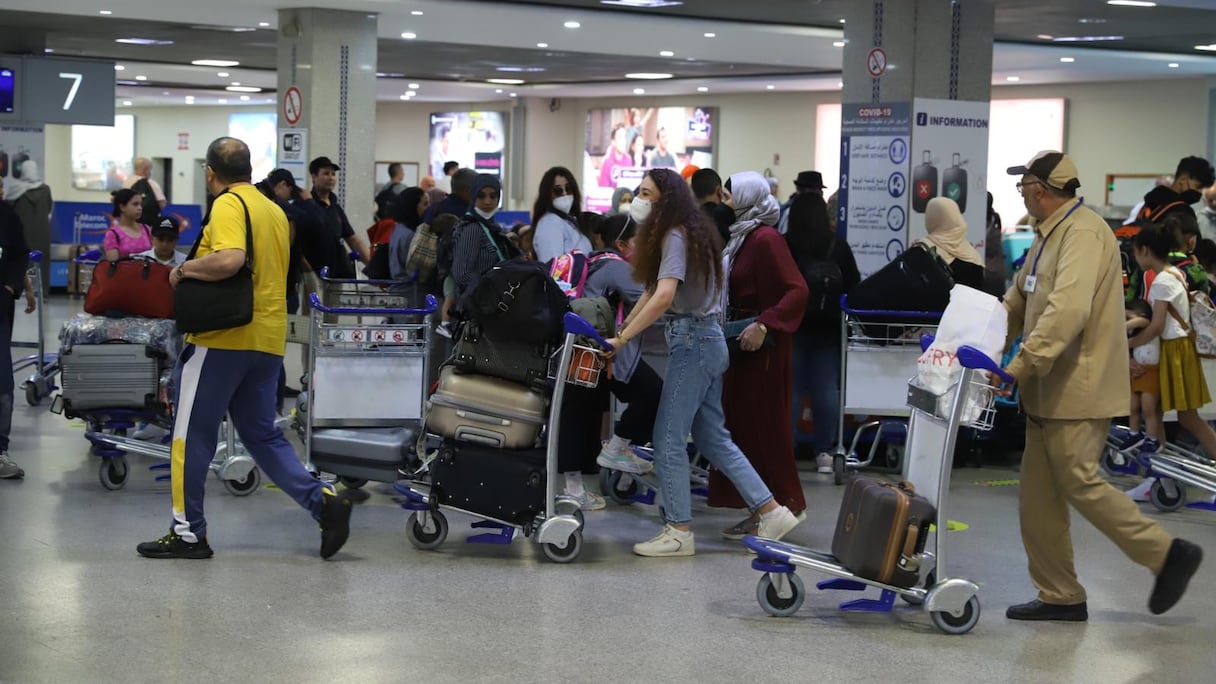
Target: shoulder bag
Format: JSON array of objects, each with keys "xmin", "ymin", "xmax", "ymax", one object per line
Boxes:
[{"xmin": 175, "ymin": 190, "xmax": 256, "ymax": 334}]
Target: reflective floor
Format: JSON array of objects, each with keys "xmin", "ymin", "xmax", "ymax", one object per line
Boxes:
[{"xmin": 4, "ymin": 297, "xmax": 1215, "ymax": 683}]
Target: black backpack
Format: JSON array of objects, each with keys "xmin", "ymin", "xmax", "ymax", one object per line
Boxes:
[
  {"xmin": 130, "ymin": 177, "xmax": 161, "ymax": 227},
  {"xmin": 799, "ymin": 238, "xmax": 845, "ymax": 323},
  {"xmin": 363, "ymin": 241, "xmax": 392, "ymax": 280},
  {"xmin": 463, "ymin": 258, "xmax": 570, "ymax": 345}
]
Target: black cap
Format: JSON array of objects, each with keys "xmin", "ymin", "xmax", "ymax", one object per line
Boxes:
[
  {"xmin": 794, "ymin": 171, "xmax": 825, "ymax": 190},
  {"xmin": 309, "ymin": 156, "xmax": 340, "ymax": 175},
  {"xmin": 152, "ymin": 215, "xmax": 180, "ymax": 239},
  {"xmin": 267, "ymin": 168, "xmax": 298, "ymax": 188}
]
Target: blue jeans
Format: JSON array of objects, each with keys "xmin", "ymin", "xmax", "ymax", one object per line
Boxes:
[
  {"xmin": 653, "ymin": 316, "xmax": 773, "ymax": 525},
  {"xmin": 791, "ymin": 331, "xmax": 842, "ymax": 454}
]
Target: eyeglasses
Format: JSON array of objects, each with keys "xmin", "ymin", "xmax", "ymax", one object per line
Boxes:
[
  {"xmin": 1015, "ymin": 180, "xmax": 1043, "ymax": 195},
  {"xmin": 552, "ymin": 185, "xmax": 569, "ymax": 198}
]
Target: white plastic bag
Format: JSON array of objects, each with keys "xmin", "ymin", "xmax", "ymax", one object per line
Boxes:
[{"xmin": 916, "ymin": 285, "xmax": 1007, "ymax": 422}]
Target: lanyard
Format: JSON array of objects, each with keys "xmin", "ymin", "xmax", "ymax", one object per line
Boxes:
[{"xmin": 1031, "ymin": 198, "xmax": 1084, "ymax": 277}]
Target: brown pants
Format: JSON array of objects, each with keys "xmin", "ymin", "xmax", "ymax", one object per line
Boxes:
[{"xmin": 1019, "ymin": 415, "xmax": 1174, "ymax": 605}]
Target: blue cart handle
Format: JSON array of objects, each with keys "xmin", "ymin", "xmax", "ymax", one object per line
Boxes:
[
  {"xmin": 563, "ymin": 312, "xmax": 614, "ymax": 352},
  {"xmin": 75, "ymin": 249, "xmax": 103, "ymax": 264},
  {"xmin": 308, "ymin": 292, "xmax": 438, "ymax": 316},
  {"xmin": 920, "ymin": 334, "xmax": 1015, "ymax": 384},
  {"xmin": 840, "ymin": 294, "xmax": 943, "ymax": 320},
  {"xmin": 28, "ymin": 250, "xmax": 43, "ymax": 263},
  {"xmin": 317, "ymin": 265, "xmax": 418, "ymax": 287}
]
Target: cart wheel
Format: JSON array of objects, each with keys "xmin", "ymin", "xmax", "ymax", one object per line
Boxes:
[
  {"xmin": 599, "ymin": 469, "xmax": 639, "ymax": 505},
  {"xmin": 223, "ymin": 468, "xmax": 261, "ymax": 497},
  {"xmin": 24, "ymin": 382, "xmax": 42, "ymax": 407},
  {"xmin": 832, "ymin": 455, "xmax": 846, "ymax": 485},
  {"xmin": 1150, "ymin": 478, "xmax": 1187, "ymax": 513},
  {"xmin": 99, "ymin": 457, "xmax": 129, "ymax": 491},
  {"xmin": 338, "ymin": 476, "xmax": 368, "ymax": 490},
  {"xmin": 541, "ymin": 528, "xmax": 583, "ymax": 563},
  {"xmin": 930, "ymin": 595, "xmax": 981, "ymax": 635},
  {"xmin": 756, "ymin": 572, "xmax": 805, "ymax": 617},
  {"xmin": 1101, "ymin": 448, "xmax": 1129, "ymax": 475},
  {"xmin": 406, "ymin": 510, "xmax": 448, "ymax": 550},
  {"xmin": 554, "ymin": 500, "xmax": 585, "ymax": 529},
  {"xmin": 901, "ymin": 571, "xmax": 936, "ymax": 606}
]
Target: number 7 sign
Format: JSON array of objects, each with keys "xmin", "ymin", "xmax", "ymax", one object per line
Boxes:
[{"xmin": 58, "ymin": 72, "xmax": 82, "ymax": 110}]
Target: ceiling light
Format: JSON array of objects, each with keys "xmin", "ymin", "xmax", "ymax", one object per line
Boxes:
[
  {"xmin": 121, "ymin": 100, "xmax": 132, "ymax": 106},
  {"xmin": 226, "ymin": 86, "xmax": 262, "ymax": 92},
  {"xmin": 185, "ymin": 95, "xmax": 194, "ymax": 100},
  {"xmin": 240, "ymin": 95, "xmax": 250, "ymax": 101},
  {"xmin": 703, "ymin": 32, "xmax": 715, "ymax": 38},
  {"xmin": 832, "ymin": 41, "xmax": 846, "ymax": 47},
  {"xmin": 399, "ymin": 94, "xmax": 410, "ymax": 101},
  {"xmin": 1006, "ymin": 76, "xmax": 1021, "ymax": 82},
  {"xmin": 838, "ymin": 81, "xmax": 844, "ymax": 88},
  {"xmin": 114, "ymin": 64, "xmax": 125, "ymax": 71},
  {"xmin": 1168, "ymin": 62, "xmax": 1180, "ymax": 68},
  {"xmin": 537, "ymin": 42, "xmax": 549, "ymax": 48},
  {"xmin": 407, "ymin": 89, "xmax": 417, "ymax": 96},
  {"xmin": 217, "ymin": 72, "xmax": 229, "ymax": 77},
  {"xmin": 497, "ymin": 66, "xmax": 546, "ymax": 73},
  {"xmin": 495, "ymin": 89, "xmax": 503, "ymax": 93},
  {"xmin": 600, "ymin": 0, "xmax": 683, "ymax": 7},
  {"xmin": 99, "ymin": 10, "xmax": 112, "ymax": 15},
  {"xmin": 839, "ymin": 18, "xmax": 846, "ymax": 24},
  {"xmin": 625, "ymin": 72, "xmax": 673, "ymax": 80},
  {"xmin": 564, "ymin": 21, "xmax": 581, "ymax": 28},
  {"xmin": 1036, "ymin": 34, "xmax": 1054, "ymax": 40},
  {"xmin": 766, "ymin": 84, "xmax": 776, "ymax": 90},
  {"xmin": 509, "ymin": 92, "xmax": 518, "ymax": 98},
  {"xmin": 115, "ymin": 38, "xmax": 174, "ymax": 46},
  {"xmin": 1052, "ymin": 35, "xmax": 1124, "ymax": 42},
  {"xmin": 231, "ymin": 27, "xmax": 256, "ymax": 32},
  {"xmin": 408, "ymin": 82, "xmax": 420, "ymax": 89},
  {"xmin": 411, "ymin": 10, "xmax": 424, "ymax": 16},
  {"xmin": 134, "ymin": 75, "xmax": 147, "ymax": 81},
  {"xmin": 488, "ymin": 78, "xmax": 525, "ymax": 85},
  {"xmin": 633, "ymin": 88, "xmax": 645, "ymax": 95},
  {"xmin": 162, "ymin": 91, "xmax": 169, "ymax": 95},
  {"xmin": 231, "ymin": 82, "xmax": 241, "ymax": 86},
  {"xmin": 659, "ymin": 50, "xmax": 675, "ymax": 57},
  {"xmin": 192, "ymin": 59, "xmax": 240, "ymax": 67},
  {"xmin": 1107, "ymin": 0, "xmax": 1155, "ymax": 6},
  {"xmin": 1078, "ymin": 17, "xmax": 1108, "ymax": 24},
  {"xmin": 1059, "ymin": 57, "xmax": 1075, "ymax": 63},
  {"xmin": 258, "ymin": 21, "xmax": 270, "ymax": 27},
  {"xmin": 401, "ymin": 32, "xmax": 417, "ymax": 40},
  {"xmin": 1197, "ymin": 44, "xmax": 1216, "ymax": 52},
  {"xmin": 218, "ymin": 98, "xmax": 228, "ymax": 104},
  {"xmin": 697, "ymin": 86, "xmax": 708, "ymax": 92}
]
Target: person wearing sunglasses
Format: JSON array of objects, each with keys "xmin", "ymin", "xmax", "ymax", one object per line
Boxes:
[{"xmin": 531, "ymin": 166, "xmax": 591, "ymax": 264}]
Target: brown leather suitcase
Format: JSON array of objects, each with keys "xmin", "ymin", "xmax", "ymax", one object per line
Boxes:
[{"xmin": 830, "ymin": 477, "xmax": 936, "ymax": 588}]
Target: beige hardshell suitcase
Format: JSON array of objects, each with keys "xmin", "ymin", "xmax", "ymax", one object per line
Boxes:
[{"xmin": 426, "ymin": 366, "xmax": 547, "ymax": 449}]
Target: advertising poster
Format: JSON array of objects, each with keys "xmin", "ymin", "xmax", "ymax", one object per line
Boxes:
[
  {"xmin": 0, "ymin": 123, "xmax": 45, "ymax": 188},
  {"xmin": 583, "ymin": 106, "xmax": 715, "ymax": 213},
  {"xmin": 429, "ymin": 111, "xmax": 506, "ymax": 181},
  {"xmin": 230, "ymin": 112, "xmax": 278, "ymax": 183},
  {"xmin": 839, "ymin": 103, "xmax": 912, "ymax": 279},
  {"xmin": 69, "ymin": 115, "xmax": 132, "ymax": 191},
  {"xmin": 909, "ymin": 98, "xmax": 991, "ymax": 253}
]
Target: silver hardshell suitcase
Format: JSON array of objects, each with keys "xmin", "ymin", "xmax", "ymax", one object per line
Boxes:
[
  {"xmin": 426, "ymin": 366, "xmax": 547, "ymax": 449},
  {"xmin": 58, "ymin": 344, "xmax": 162, "ymax": 413},
  {"xmin": 310, "ymin": 427, "xmax": 418, "ymax": 484}
]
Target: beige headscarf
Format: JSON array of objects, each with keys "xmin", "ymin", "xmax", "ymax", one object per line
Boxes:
[{"xmin": 922, "ymin": 197, "xmax": 983, "ymax": 267}]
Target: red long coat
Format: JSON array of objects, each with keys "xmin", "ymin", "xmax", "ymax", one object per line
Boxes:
[{"xmin": 709, "ymin": 226, "xmax": 809, "ymax": 513}]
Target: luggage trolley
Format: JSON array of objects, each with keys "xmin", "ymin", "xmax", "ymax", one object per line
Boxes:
[
  {"xmin": 394, "ymin": 312, "xmax": 610, "ymax": 564},
  {"xmin": 1101, "ymin": 427, "xmax": 1216, "ymax": 514},
  {"xmin": 831, "ymin": 297, "xmax": 942, "ymax": 484},
  {"xmin": 14, "ymin": 251, "xmax": 59, "ymax": 406},
  {"xmin": 297, "ymin": 287, "xmax": 437, "ymax": 486},
  {"xmin": 744, "ymin": 337, "xmax": 1011, "ymax": 635}
]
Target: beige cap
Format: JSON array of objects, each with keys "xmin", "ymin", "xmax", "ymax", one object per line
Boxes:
[{"xmin": 1007, "ymin": 150, "xmax": 1081, "ymax": 191}]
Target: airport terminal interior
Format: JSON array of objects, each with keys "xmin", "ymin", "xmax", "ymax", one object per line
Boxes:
[{"xmin": 4, "ymin": 1, "xmax": 1216, "ymax": 682}]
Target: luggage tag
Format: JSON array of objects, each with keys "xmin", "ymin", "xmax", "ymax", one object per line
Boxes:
[{"xmin": 1023, "ymin": 275, "xmax": 1037, "ymax": 293}]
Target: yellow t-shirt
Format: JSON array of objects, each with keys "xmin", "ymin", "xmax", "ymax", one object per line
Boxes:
[{"xmin": 185, "ymin": 184, "xmax": 289, "ymax": 356}]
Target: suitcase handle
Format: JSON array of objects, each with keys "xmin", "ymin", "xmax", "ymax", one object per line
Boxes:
[
  {"xmin": 898, "ymin": 522, "xmax": 921, "ymax": 572},
  {"xmin": 454, "ymin": 408, "xmax": 510, "ymax": 427}
]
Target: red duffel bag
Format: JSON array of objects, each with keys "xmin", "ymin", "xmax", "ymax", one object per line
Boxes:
[{"xmin": 84, "ymin": 257, "xmax": 175, "ymax": 319}]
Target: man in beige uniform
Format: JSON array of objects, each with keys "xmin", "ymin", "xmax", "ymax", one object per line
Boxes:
[{"xmin": 1002, "ymin": 151, "xmax": 1202, "ymax": 621}]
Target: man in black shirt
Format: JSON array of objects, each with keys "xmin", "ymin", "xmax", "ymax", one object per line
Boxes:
[
  {"xmin": 309, "ymin": 156, "xmax": 369, "ymax": 279},
  {"xmin": 1, "ymin": 176, "xmax": 32, "ymax": 479}
]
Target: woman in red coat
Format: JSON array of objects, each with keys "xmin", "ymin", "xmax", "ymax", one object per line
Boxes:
[{"xmin": 710, "ymin": 171, "xmax": 809, "ymax": 538}]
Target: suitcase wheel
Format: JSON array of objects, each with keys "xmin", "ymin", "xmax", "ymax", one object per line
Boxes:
[{"xmin": 756, "ymin": 572, "xmax": 805, "ymax": 617}]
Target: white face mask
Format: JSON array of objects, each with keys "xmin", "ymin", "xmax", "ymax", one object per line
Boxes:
[
  {"xmin": 474, "ymin": 207, "xmax": 497, "ymax": 221},
  {"xmin": 619, "ymin": 203, "xmax": 632, "ymax": 214},
  {"xmin": 553, "ymin": 195, "xmax": 574, "ymax": 214},
  {"xmin": 629, "ymin": 197, "xmax": 652, "ymax": 224}
]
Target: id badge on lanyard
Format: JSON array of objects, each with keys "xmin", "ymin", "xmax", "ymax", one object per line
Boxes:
[{"xmin": 1025, "ymin": 199, "xmax": 1084, "ymax": 296}]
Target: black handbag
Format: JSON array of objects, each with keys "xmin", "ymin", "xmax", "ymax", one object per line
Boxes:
[{"xmin": 175, "ymin": 190, "xmax": 255, "ymax": 334}]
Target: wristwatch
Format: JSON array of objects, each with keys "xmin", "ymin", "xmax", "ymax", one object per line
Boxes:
[{"xmin": 757, "ymin": 322, "xmax": 769, "ymax": 335}]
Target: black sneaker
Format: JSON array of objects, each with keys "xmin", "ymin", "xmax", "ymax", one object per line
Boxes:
[
  {"xmin": 1005, "ymin": 599, "xmax": 1088, "ymax": 622},
  {"xmin": 1149, "ymin": 538, "xmax": 1203, "ymax": 615},
  {"xmin": 320, "ymin": 489, "xmax": 357, "ymax": 559},
  {"xmin": 137, "ymin": 531, "xmax": 214, "ymax": 559},
  {"xmin": 283, "ymin": 386, "xmax": 302, "ymax": 398}
]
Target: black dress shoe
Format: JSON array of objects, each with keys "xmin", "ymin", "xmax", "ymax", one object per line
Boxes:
[
  {"xmin": 1006, "ymin": 599, "xmax": 1088, "ymax": 622},
  {"xmin": 1150, "ymin": 538, "xmax": 1203, "ymax": 615}
]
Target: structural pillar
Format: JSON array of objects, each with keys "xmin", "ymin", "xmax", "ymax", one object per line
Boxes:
[
  {"xmin": 276, "ymin": 9, "xmax": 378, "ymax": 231},
  {"xmin": 838, "ymin": 0, "xmax": 995, "ymax": 277}
]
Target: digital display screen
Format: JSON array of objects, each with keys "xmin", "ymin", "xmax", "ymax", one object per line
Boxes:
[{"xmin": 0, "ymin": 68, "xmax": 14, "ymax": 113}]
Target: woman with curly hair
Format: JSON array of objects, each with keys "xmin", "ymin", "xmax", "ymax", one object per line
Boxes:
[{"xmin": 604, "ymin": 168, "xmax": 801, "ymax": 557}]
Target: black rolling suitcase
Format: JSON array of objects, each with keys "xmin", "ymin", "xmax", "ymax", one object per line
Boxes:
[
  {"xmin": 451, "ymin": 322, "xmax": 550, "ymax": 391},
  {"xmin": 429, "ymin": 440, "xmax": 547, "ymax": 525},
  {"xmin": 831, "ymin": 477, "xmax": 936, "ymax": 588}
]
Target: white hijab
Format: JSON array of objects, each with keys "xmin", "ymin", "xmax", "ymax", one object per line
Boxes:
[
  {"xmin": 5, "ymin": 160, "xmax": 44, "ymax": 202},
  {"xmin": 721, "ymin": 171, "xmax": 781, "ymax": 315}
]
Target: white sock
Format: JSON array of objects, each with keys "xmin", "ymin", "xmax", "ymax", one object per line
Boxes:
[
  {"xmin": 564, "ymin": 472, "xmax": 585, "ymax": 497},
  {"xmin": 606, "ymin": 435, "xmax": 631, "ymax": 454},
  {"xmin": 761, "ymin": 505, "xmax": 789, "ymax": 520}
]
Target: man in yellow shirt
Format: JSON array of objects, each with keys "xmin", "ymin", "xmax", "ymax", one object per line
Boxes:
[
  {"xmin": 137, "ymin": 137, "xmax": 358, "ymax": 561},
  {"xmin": 1002, "ymin": 151, "xmax": 1202, "ymax": 621}
]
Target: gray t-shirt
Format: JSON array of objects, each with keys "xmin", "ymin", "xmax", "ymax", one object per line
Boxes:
[{"xmin": 657, "ymin": 228, "xmax": 721, "ymax": 317}]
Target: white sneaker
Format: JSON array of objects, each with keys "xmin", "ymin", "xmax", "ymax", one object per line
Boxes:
[
  {"xmin": 756, "ymin": 505, "xmax": 801, "ymax": 541},
  {"xmin": 633, "ymin": 525, "xmax": 695, "ymax": 557},
  {"xmin": 0, "ymin": 453, "xmax": 24, "ymax": 480},
  {"xmin": 132, "ymin": 423, "xmax": 168, "ymax": 441},
  {"xmin": 568, "ymin": 490, "xmax": 607, "ymax": 511},
  {"xmin": 596, "ymin": 443, "xmax": 653, "ymax": 474},
  {"xmin": 1126, "ymin": 477, "xmax": 1154, "ymax": 503},
  {"xmin": 816, "ymin": 453, "xmax": 834, "ymax": 474}
]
